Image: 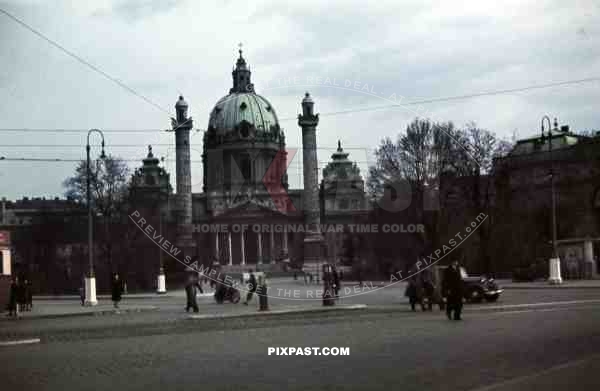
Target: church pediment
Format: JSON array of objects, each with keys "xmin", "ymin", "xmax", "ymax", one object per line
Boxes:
[{"xmin": 211, "ymin": 197, "xmax": 290, "ymax": 219}]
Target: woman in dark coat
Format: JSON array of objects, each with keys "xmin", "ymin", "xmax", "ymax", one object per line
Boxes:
[{"xmin": 111, "ymin": 273, "xmax": 124, "ymax": 309}]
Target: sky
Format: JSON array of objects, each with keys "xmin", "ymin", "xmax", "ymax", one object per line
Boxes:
[{"xmin": 0, "ymin": 0, "xmax": 599, "ymax": 200}]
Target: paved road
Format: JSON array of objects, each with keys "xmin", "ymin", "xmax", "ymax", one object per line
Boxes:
[{"xmin": 1, "ymin": 291, "xmax": 599, "ymax": 390}]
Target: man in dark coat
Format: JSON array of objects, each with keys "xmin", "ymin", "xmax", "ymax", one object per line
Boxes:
[
  {"xmin": 185, "ymin": 271, "xmax": 202, "ymax": 312},
  {"xmin": 111, "ymin": 273, "xmax": 124, "ymax": 309},
  {"xmin": 8, "ymin": 276, "xmax": 19, "ymax": 317},
  {"xmin": 405, "ymin": 276, "xmax": 420, "ymax": 311},
  {"xmin": 332, "ymin": 266, "xmax": 340, "ymax": 298},
  {"xmin": 23, "ymin": 279, "xmax": 32, "ymax": 311},
  {"xmin": 244, "ymin": 270, "xmax": 257, "ymax": 305},
  {"xmin": 442, "ymin": 260, "xmax": 464, "ymax": 320}
]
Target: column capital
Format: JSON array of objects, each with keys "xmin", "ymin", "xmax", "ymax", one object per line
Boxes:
[{"xmin": 298, "ymin": 114, "xmax": 319, "ymax": 128}]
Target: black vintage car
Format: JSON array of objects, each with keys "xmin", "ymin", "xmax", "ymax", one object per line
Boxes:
[{"xmin": 432, "ymin": 266, "xmax": 503, "ymax": 304}]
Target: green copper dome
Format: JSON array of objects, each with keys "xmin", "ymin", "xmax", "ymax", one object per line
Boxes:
[
  {"xmin": 207, "ymin": 49, "xmax": 280, "ymax": 134},
  {"xmin": 208, "ymin": 92, "xmax": 279, "ymax": 133}
]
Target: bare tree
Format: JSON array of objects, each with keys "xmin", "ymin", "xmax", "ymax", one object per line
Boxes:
[{"xmin": 63, "ymin": 156, "xmax": 131, "ymax": 281}]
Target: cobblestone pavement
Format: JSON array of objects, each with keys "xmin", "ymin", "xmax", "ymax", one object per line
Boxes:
[
  {"xmin": 0, "ymin": 283, "xmax": 599, "ymax": 343},
  {"xmin": 0, "ymin": 299, "xmax": 599, "ymax": 390}
]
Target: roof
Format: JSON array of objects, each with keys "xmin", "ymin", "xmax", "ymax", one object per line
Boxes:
[{"xmin": 208, "ymin": 92, "xmax": 279, "ymax": 133}]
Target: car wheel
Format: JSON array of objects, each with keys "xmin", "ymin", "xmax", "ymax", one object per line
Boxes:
[
  {"xmin": 485, "ymin": 294, "xmax": 499, "ymax": 302},
  {"xmin": 468, "ymin": 288, "xmax": 484, "ymax": 303}
]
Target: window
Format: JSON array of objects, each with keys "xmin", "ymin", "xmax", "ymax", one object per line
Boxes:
[{"xmin": 240, "ymin": 155, "xmax": 251, "ymax": 181}]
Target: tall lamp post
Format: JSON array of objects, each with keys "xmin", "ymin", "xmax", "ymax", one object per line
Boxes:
[
  {"xmin": 541, "ymin": 116, "xmax": 562, "ymax": 284},
  {"xmin": 85, "ymin": 129, "xmax": 106, "ymax": 306}
]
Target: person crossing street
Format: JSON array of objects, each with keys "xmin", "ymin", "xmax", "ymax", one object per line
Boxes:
[{"xmin": 442, "ymin": 260, "xmax": 464, "ymax": 320}]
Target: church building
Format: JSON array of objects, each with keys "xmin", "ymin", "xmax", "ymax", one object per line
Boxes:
[{"xmin": 131, "ymin": 50, "xmax": 368, "ymax": 275}]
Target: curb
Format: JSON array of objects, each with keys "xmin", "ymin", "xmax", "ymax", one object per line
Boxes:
[
  {"xmin": 0, "ymin": 306, "xmax": 159, "ymax": 321},
  {"xmin": 0, "ymin": 338, "xmax": 41, "ymax": 347},
  {"xmin": 33, "ymin": 293, "xmax": 215, "ymax": 301},
  {"xmin": 33, "ymin": 295, "xmax": 177, "ymax": 301},
  {"xmin": 187, "ymin": 304, "xmax": 368, "ymax": 320},
  {"xmin": 502, "ymin": 284, "xmax": 600, "ymax": 290}
]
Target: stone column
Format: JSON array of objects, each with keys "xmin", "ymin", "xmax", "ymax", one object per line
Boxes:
[
  {"xmin": 298, "ymin": 92, "xmax": 325, "ymax": 272},
  {"xmin": 584, "ymin": 240, "xmax": 596, "ymax": 278},
  {"xmin": 228, "ymin": 231, "xmax": 233, "ymax": 266},
  {"xmin": 270, "ymin": 229, "xmax": 275, "ymax": 263},
  {"xmin": 215, "ymin": 233, "xmax": 220, "ymax": 263},
  {"xmin": 257, "ymin": 232, "xmax": 263, "ymax": 264},
  {"xmin": 172, "ymin": 96, "xmax": 195, "ymax": 252},
  {"xmin": 283, "ymin": 232, "xmax": 288, "ymax": 256},
  {"xmin": 241, "ymin": 231, "xmax": 246, "ymax": 265}
]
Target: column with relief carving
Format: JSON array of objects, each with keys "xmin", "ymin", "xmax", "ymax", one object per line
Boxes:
[{"xmin": 298, "ymin": 92, "xmax": 326, "ymax": 277}]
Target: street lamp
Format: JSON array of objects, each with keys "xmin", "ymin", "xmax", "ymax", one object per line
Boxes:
[
  {"xmin": 85, "ymin": 129, "xmax": 106, "ymax": 306},
  {"xmin": 541, "ymin": 116, "xmax": 562, "ymax": 284}
]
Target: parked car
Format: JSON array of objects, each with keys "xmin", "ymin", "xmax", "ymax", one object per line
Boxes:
[{"xmin": 432, "ymin": 265, "xmax": 503, "ymax": 304}]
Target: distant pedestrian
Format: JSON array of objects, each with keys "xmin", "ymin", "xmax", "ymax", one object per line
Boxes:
[
  {"xmin": 79, "ymin": 275, "xmax": 85, "ymax": 306},
  {"xmin": 257, "ymin": 274, "xmax": 269, "ymax": 311},
  {"xmin": 332, "ymin": 266, "xmax": 340, "ymax": 298},
  {"xmin": 244, "ymin": 269, "xmax": 257, "ymax": 305},
  {"xmin": 405, "ymin": 276, "xmax": 419, "ymax": 311},
  {"xmin": 23, "ymin": 279, "xmax": 32, "ymax": 311},
  {"xmin": 419, "ymin": 273, "xmax": 434, "ymax": 312},
  {"xmin": 7, "ymin": 276, "xmax": 19, "ymax": 318},
  {"xmin": 442, "ymin": 260, "xmax": 464, "ymax": 320},
  {"xmin": 111, "ymin": 273, "xmax": 124, "ymax": 309},
  {"xmin": 16, "ymin": 278, "xmax": 26, "ymax": 314},
  {"xmin": 185, "ymin": 272, "xmax": 202, "ymax": 313}
]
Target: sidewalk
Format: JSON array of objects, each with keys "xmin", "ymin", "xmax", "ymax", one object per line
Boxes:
[
  {"xmin": 498, "ymin": 279, "xmax": 600, "ymax": 289},
  {"xmin": 2, "ymin": 303, "xmax": 159, "ymax": 320},
  {"xmin": 33, "ymin": 291, "xmax": 213, "ymax": 301}
]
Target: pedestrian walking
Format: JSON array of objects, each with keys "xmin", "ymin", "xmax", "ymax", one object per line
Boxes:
[
  {"xmin": 7, "ymin": 276, "xmax": 19, "ymax": 318},
  {"xmin": 185, "ymin": 271, "xmax": 202, "ymax": 313},
  {"xmin": 16, "ymin": 277, "xmax": 26, "ymax": 315},
  {"xmin": 111, "ymin": 273, "xmax": 124, "ymax": 309},
  {"xmin": 442, "ymin": 260, "xmax": 464, "ymax": 320},
  {"xmin": 23, "ymin": 279, "xmax": 32, "ymax": 311},
  {"xmin": 257, "ymin": 274, "xmax": 269, "ymax": 311},
  {"xmin": 420, "ymin": 272, "xmax": 434, "ymax": 311},
  {"xmin": 243, "ymin": 269, "xmax": 257, "ymax": 305},
  {"xmin": 79, "ymin": 275, "xmax": 85, "ymax": 306},
  {"xmin": 332, "ymin": 266, "xmax": 340, "ymax": 298},
  {"xmin": 405, "ymin": 276, "xmax": 420, "ymax": 311}
]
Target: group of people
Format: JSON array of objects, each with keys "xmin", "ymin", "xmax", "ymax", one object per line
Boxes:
[
  {"xmin": 405, "ymin": 260, "xmax": 465, "ymax": 321},
  {"xmin": 7, "ymin": 276, "xmax": 33, "ymax": 317}
]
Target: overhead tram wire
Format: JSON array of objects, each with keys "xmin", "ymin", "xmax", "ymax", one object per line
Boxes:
[
  {"xmin": 0, "ymin": 74, "xmax": 598, "ymax": 135},
  {"xmin": 277, "ymin": 76, "xmax": 600, "ymax": 121},
  {"xmin": 0, "ymin": 7, "xmax": 169, "ymax": 116}
]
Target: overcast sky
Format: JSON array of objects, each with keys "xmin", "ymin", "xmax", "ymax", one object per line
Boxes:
[{"xmin": 0, "ymin": 0, "xmax": 599, "ymax": 200}]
